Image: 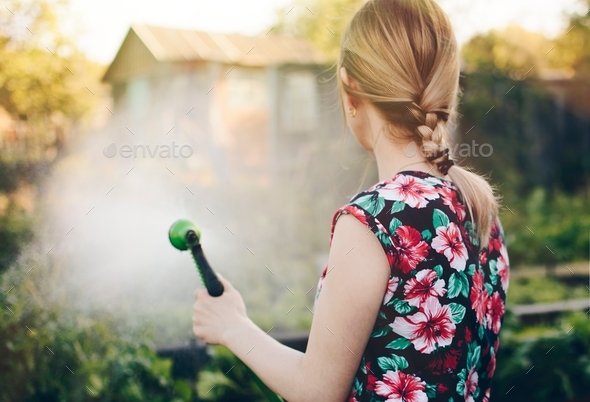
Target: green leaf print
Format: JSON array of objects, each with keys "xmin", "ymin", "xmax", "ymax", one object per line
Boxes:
[
  {"xmin": 432, "ymin": 208, "xmax": 450, "ymax": 229},
  {"xmin": 389, "ymin": 217, "xmax": 403, "ymax": 233},
  {"xmin": 466, "ymin": 263, "xmax": 476, "ymax": 276},
  {"xmin": 375, "ymin": 230, "xmax": 393, "ymax": 247},
  {"xmin": 354, "ymin": 377, "xmax": 362, "ymax": 396},
  {"xmin": 421, "ymin": 229, "xmax": 433, "ymax": 241},
  {"xmin": 355, "ymin": 194, "xmax": 385, "ymax": 216},
  {"xmin": 456, "ymin": 368, "xmax": 467, "ymax": 395},
  {"xmin": 467, "ymin": 341, "xmax": 481, "ymax": 370},
  {"xmin": 387, "ymin": 298, "xmax": 416, "ymax": 315},
  {"xmin": 488, "ymin": 258, "xmax": 499, "ymax": 285},
  {"xmin": 371, "ymin": 326, "xmax": 390, "ymax": 338},
  {"xmin": 425, "ymin": 383, "xmax": 437, "ymax": 398},
  {"xmin": 377, "ymin": 354, "xmax": 409, "ymax": 372},
  {"xmin": 390, "ymin": 200, "xmax": 406, "ymax": 213},
  {"xmin": 433, "ymin": 264, "xmax": 443, "ymax": 278},
  {"xmin": 448, "ymin": 302, "xmax": 466, "ymax": 324},
  {"xmin": 464, "ymin": 220, "xmax": 480, "ymax": 247},
  {"xmin": 385, "ymin": 337, "xmax": 411, "ymax": 350},
  {"xmin": 447, "ymin": 271, "xmax": 469, "ymax": 298}
]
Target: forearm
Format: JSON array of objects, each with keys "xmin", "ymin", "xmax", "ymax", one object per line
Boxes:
[{"xmin": 223, "ymin": 316, "xmax": 311, "ymax": 401}]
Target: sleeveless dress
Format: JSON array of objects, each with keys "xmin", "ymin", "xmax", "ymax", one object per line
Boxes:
[{"xmin": 314, "ymin": 170, "xmax": 509, "ymax": 402}]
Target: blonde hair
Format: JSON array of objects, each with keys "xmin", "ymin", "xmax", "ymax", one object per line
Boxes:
[{"xmin": 337, "ymin": 0, "xmax": 498, "ymax": 247}]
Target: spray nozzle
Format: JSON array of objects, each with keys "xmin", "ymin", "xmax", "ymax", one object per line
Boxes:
[{"xmin": 168, "ymin": 219, "xmax": 224, "ymax": 297}]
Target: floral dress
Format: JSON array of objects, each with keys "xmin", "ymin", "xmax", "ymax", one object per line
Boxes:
[{"xmin": 314, "ymin": 170, "xmax": 509, "ymax": 402}]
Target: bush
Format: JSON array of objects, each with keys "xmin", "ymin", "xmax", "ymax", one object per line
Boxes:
[
  {"xmin": 0, "ymin": 293, "xmax": 193, "ymax": 402},
  {"xmin": 196, "ymin": 346, "xmax": 269, "ymax": 402},
  {"xmin": 492, "ymin": 311, "xmax": 590, "ymax": 402}
]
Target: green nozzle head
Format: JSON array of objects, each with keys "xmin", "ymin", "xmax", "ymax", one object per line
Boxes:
[{"xmin": 169, "ymin": 219, "xmax": 201, "ymax": 251}]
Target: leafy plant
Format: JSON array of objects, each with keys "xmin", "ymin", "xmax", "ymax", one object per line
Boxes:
[
  {"xmin": 0, "ymin": 289, "xmax": 193, "ymax": 402},
  {"xmin": 196, "ymin": 345, "xmax": 270, "ymax": 402},
  {"xmin": 492, "ymin": 311, "xmax": 590, "ymax": 402}
]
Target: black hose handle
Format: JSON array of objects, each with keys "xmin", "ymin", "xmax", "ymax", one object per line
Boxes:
[{"xmin": 187, "ymin": 231, "xmax": 224, "ymax": 297}]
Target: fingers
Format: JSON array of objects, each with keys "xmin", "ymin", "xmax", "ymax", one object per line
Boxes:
[{"xmin": 193, "ymin": 274, "xmax": 231, "ymax": 299}]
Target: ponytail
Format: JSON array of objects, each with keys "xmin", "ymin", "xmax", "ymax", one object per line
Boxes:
[{"xmin": 447, "ymin": 165, "xmax": 499, "ymax": 247}]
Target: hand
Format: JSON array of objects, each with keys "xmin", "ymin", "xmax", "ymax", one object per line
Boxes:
[{"xmin": 192, "ymin": 273, "xmax": 249, "ymax": 346}]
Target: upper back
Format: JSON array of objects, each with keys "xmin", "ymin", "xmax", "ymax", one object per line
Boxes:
[{"xmin": 315, "ymin": 170, "xmax": 510, "ymax": 402}]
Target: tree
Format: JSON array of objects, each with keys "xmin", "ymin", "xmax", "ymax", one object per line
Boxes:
[
  {"xmin": 550, "ymin": 0, "xmax": 590, "ymax": 78},
  {"xmin": 271, "ymin": 0, "xmax": 365, "ymax": 63},
  {"xmin": 460, "ymin": 24, "xmax": 553, "ymax": 79}
]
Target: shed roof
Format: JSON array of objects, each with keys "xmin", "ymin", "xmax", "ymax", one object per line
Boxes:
[{"xmin": 102, "ymin": 24, "xmax": 328, "ymax": 82}]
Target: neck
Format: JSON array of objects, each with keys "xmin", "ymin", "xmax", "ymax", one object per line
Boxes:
[{"xmin": 371, "ymin": 124, "xmax": 433, "ymax": 182}]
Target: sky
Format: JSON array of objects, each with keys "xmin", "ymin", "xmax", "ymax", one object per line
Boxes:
[{"xmin": 59, "ymin": 0, "xmax": 586, "ymax": 65}]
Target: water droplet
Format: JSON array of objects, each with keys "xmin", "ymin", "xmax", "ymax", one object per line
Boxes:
[{"xmin": 103, "ymin": 142, "xmax": 117, "ymax": 158}]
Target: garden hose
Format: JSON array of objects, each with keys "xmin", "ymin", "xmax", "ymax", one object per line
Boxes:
[{"xmin": 168, "ymin": 219, "xmax": 284, "ymax": 402}]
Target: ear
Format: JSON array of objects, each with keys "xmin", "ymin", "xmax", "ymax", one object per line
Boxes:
[
  {"xmin": 339, "ymin": 67, "xmax": 350, "ymax": 86},
  {"xmin": 339, "ymin": 67, "xmax": 360, "ymax": 108}
]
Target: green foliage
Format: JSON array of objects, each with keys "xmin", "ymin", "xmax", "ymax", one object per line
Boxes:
[
  {"xmin": 0, "ymin": 0, "xmax": 100, "ymax": 118},
  {"xmin": 196, "ymin": 346, "xmax": 268, "ymax": 401},
  {"xmin": 272, "ymin": 0, "xmax": 364, "ymax": 62},
  {"xmin": 0, "ymin": 199, "xmax": 33, "ymax": 274},
  {"xmin": 499, "ymin": 187, "xmax": 590, "ymax": 267},
  {"xmin": 550, "ymin": 0, "xmax": 590, "ymax": 78},
  {"xmin": 492, "ymin": 312, "xmax": 590, "ymax": 402},
  {"xmin": 461, "ymin": 25, "xmax": 552, "ymax": 76},
  {"xmin": 0, "ymin": 0, "xmax": 104, "ymax": 165},
  {"xmin": 506, "ymin": 276, "xmax": 588, "ymax": 305},
  {"xmin": 0, "ymin": 279, "xmax": 192, "ymax": 402}
]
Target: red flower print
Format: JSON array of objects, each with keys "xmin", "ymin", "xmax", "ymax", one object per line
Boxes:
[
  {"xmin": 348, "ymin": 388, "xmax": 358, "ymax": 402},
  {"xmin": 465, "ymin": 326, "xmax": 473, "ymax": 343},
  {"xmin": 366, "ymin": 361, "xmax": 378, "ymax": 392},
  {"xmin": 486, "ymin": 291, "xmax": 505, "ymax": 334},
  {"xmin": 403, "ymin": 269, "xmax": 446, "ymax": 307},
  {"xmin": 427, "ymin": 346, "xmax": 461, "ymax": 375},
  {"xmin": 479, "ymin": 249, "xmax": 488, "ymax": 267},
  {"xmin": 483, "ymin": 388, "xmax": 491, "ymax": 402},
  {"xmin": 390, "ymin": 297, "xmax": 456, "ymax": 354},
  {"xmin": 464, "ymin": 367, "xmax": 479, "ymax": 402},
  {"xmin": 383, "ymin": 277, "xmax": 400, "ymax": 304},
  {"xmin": 440, "ymin": 186, "xmax": 466, "ymax": 221},
  {"xmin": 367, "ymin": 374, "xmax": 378, "ymax": 392},
  {"xmin": 385, "ymin": 249, "xmax": 396, "ymax": 269},
  {"xmin": 487, "ymin": 220, "xmax": 502, "ymax": 253},
  {"xmin": 374, "ymin": 370, "xmax": 428, "ymax": 402},
  {"xmin": 330, "ymin": 206, "xmax": 369, "ymax": 245},
  {"xmin": 497, "ymin": 244, "xmax": 510, "ymax": 292},
  {"xmin": 380, "ymin": 175, "xmax": 440, "ymax": 209},
  {"xmin": 343, "ymin": 205, "xmax": 369, "ymax": 226},
  {"xmin": 431, "ymin": 222, "xmax": 469, "ymax": 271},
  {"xmin": 469, "ymin": 269, "xmax": 489, "ymax": 325},
  {"xmin": 392, "ymin": 226, "xmax": 430, "ymax": 274},
  {"xmin": 487, "ymin": 351, "xmax": 497, "ymax": 378},
  {"xmin": 437, "ymin": 383, "xmax": 449, "ymax": 393}
]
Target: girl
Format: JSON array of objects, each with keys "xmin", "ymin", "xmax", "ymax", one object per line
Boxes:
[{"xmin": 191, "ymin": 0, "xmax": 510, "ymax": 401}]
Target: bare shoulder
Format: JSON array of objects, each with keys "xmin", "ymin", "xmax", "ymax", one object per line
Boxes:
[{"xmin": 326, "ymin": 211, "xmax": 391, "ymax": 289}]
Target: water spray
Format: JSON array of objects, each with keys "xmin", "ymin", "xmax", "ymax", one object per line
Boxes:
[{"xmin": 168, "ymin": 219, "xmax": 283, "ymax": 401}]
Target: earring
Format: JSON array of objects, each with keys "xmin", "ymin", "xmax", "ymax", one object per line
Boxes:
[{"xmin": 348, "ymin": 107, "xmax": 357, "ymax": 118}]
